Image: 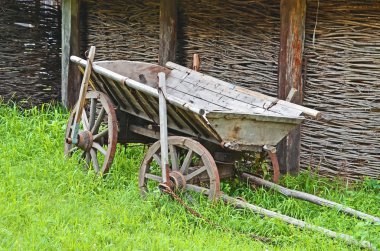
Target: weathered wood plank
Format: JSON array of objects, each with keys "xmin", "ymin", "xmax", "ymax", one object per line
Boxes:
[
  {"xmin": 167, "ymin": 72, "xmax": 301, "ymax": 117},
  {"xmin": 166, "ymin": 62, "xmax": 315, "ymax": 118},
  {"xmin": 141, "ymin": 94, "xmax": 184, "ymax": 130},
  {"xmin": 62, "ymin": 0, "xmax": 81, "ymax": 108},
  {"xmin": 159, "ymin": 0, "xmax": 177, "ymax": 66},
  {"xmin": 277, "ymin": 0, "xmax": 306, "ymax": 174}
]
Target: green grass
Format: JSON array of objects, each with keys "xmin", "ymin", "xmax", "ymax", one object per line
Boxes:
[{"xmin": 0, "ymin": 103, "xmax": 379, "ymax": 250}]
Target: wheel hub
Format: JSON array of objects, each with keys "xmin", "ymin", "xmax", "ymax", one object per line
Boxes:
[
  {"xmin": 77, "ymin": 131, "xmax": 93, "ymax": 152},
  {"xmin": 169, "ymin": 171, "xmax": 186, "ymax": 191}
]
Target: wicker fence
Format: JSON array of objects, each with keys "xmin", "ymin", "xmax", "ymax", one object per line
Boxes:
[
  {"xmin": 81, "ymin": 0, "xmax": 379, "ymax": 180},
  {"xmin": 0, "ymin": 0, "xmax": 61, "ymax": 106},
  {"xmin": 302, "ymin": 0, "xmax": 380, "ymax": 180},
  {"xmin": 79, "ymin": 0, "xmax": 160, "ymax": 63},
  {"xmin": 1, "ymin": 0, "xmax": 378, "ymax": 180}
]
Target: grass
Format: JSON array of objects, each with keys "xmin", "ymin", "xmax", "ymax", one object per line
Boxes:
[{"xmin": 0, "ymin": 102, "xmax": 379, "ymax": 250}]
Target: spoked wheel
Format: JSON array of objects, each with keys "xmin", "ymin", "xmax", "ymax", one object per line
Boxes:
[
  {"xmin": 139, "ymin": 136, "xmax": 220, "ymax": 201},
  {"xmin": 64, "ymin": 91, "xmax": 118, "ymax": 174}
]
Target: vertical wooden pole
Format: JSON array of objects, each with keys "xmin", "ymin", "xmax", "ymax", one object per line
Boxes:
[
  {"xmin": 158, "ymin": 72, "xmax": 170, "ymax": 184},
  {"xmin": 62, "ymin": 0, "xmax": 81, "ymax": 108},
  {"xmin": 34, "ymin": 0, "xmax": 40, "ymax": 27},
  {"xmin": 277, "ymin": 0, "xmax": 306, "ymax": 174},
  {"xmin": 159, "ymin": 0, "xmax": 177, "ymax": 66}
]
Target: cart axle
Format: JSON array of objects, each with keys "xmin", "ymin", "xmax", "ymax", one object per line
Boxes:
[{"xmin": 66, "ymin": 131, "xmax": 94, "ymax": 152}]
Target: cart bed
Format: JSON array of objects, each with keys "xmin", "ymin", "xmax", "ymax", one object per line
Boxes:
[{"xmin": 71, "ymin": 56, "xmax": 317, "ymax": 150}]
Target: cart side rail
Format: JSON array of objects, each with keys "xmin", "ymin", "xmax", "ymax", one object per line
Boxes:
[
  {"xmin": 71, "ymin": 56, "xmax": 207, "ymax": 116},
  {"xmin": 70, "ymin": 56, "xmax": 224, "ymax": 145}
]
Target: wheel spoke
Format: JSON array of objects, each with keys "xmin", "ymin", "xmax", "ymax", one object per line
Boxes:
[
  {"xmin": 138, "ymin": 136, "xmax": 220, "ymax": 201},
  {"xmin": 90, "ymin": 149, "xmax": 100, "ymax": 173},
  {"xmin": 145, "ymin": 173, "xmax": 162, "ymax": 182},
  {"xmin": 85, "ymin": 152, "xmax": 91, "ymax": 167},
  {"xmin": 185, "ymin": 166, "xmax": 207, "ymax": 181},
  {"xmin": 89, "ymin": 98, "xmax": 96, "ymax": 129},
  {"xmin": 93, "ymin": 142, "xmax": 107, "ymax": 155},
  {"xmin": 91, "ymin": 107, "xmax": 105, "ymax": 134},
  {"xmin": 65, "ymin": 91, "xmax": 117, "ymax": 177},
  {"xmin": 152, "ymin": 153, "xmax": 161, "ymax": 167},
  {"xmin": 169, "ymin": 145, "xmax": 178, "ymax": 171},
  {"xmin": 82, "ymin": 110, "xmax": 90, "ymax": 130},
  {"xmin": 93, "ymin": 128, "xmax": 108, "ymax": 142},
  {"xmin": 180, "ymin": 149, "xmax": 193, "ymax": 174}
]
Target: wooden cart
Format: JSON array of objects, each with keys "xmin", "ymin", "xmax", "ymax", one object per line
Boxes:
[
  {"xmin": 64, "ymin": 52, "xmax": 380, "ymax": 249},
  {"xmin": 65, "ymin": 55, "xmax": 321, "ymax": 201}
]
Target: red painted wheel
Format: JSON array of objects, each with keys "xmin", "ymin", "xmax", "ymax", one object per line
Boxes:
[
  {"xmin": 139, "ymin": 136, "xmax": 220, "ymax": 201},
  {"xmin": 64, "ymin": 91, "xmax": 118, "ymax": 174}
]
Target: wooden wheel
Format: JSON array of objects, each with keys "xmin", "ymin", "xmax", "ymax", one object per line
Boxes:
[
  {"xmin": 64, "ymin": 91, "xmax": 118, "ymax": 174},
  {"xmin": 139, "ymin": 136, "xmax": 220, "ymax": 201}
]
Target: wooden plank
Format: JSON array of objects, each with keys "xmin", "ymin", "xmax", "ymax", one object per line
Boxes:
[
  {"xmin": 90, "ymin": 71, "xmax": 108, "ymax": 94},
  {"xmin": 167, "ymin": 63, "xmax": 309, "ymax": 118},
  {"xmin": 159, "ymin": 0, "xmax": 177, "ymax": 66},
  {"xmin": 167, "ymin": 73, "xmax": 300, "ymax": 117},
  {"xmin": 131, "ymin": 89, "xmax": 159, "ymax": 125},
  {"xmin": 129, "ymin": 125, "xmax": 160, "ymax": 140},
  {"xmin": 61, "ymin": 0, "xmax": 81, "ymax": 108},
  {"xmin": 277, "ymin": 0, "xmax": 306, "ymax": 174},
  {"xmin": 94, "ymin": 74, "xmax": 124, "ymax": 108},
  {"xmin": 165, "ymin": 78, "xmax": 229, "ymax": 112},
  {"xmin": 141, "ymin": 94, "xmax": 184, "ymax": 130},
  {"xmin": 171, "ymin": 108, "xmax": 208, "ymax": 137}
]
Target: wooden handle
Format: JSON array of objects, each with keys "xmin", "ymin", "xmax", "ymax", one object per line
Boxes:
[
  {"xmin": 74, "ymin": 46, "xmax": 96, "ymax": 124},
  {"xmin": 70, "ymin": 46, "xmax": 96, "ymax": 143}
]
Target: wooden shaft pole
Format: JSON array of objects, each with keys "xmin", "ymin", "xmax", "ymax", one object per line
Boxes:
[
  {"xmin": 241, "ymin": 172, "xmax": 380, "ymax": 223},
  {"xmin": 73, "ymin": 46, "xmax": 96, "ymax": 124},
  {"xmin": 187, "ymin": 185, "xmax": 376, "ymax": 250},
  {"xmin": 69, "ymin": 46, "xmax": 96, "ymax": 144},
  {"xmin": 221, "ymin": 194, "xmax": 376, "ymax": 250},
  {"xmin": 158, "ymin": 72, "xmax": 169, "ymax": 184}
]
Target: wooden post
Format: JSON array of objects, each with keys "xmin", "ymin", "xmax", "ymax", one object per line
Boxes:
[
  {"xmin": 277, "ymin": 0, "xmax": 306, "ymax": 174},
  {"xmin": 158, "ymin": 72, "xmax": 169, "ymax": 184},
  {"xmin": 159, "ymin": 0, "xmax": 177, "ymax": 66},
  {"xmin": 62, "ymin": 0, "xmax": 81, "ymax": 108}
]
